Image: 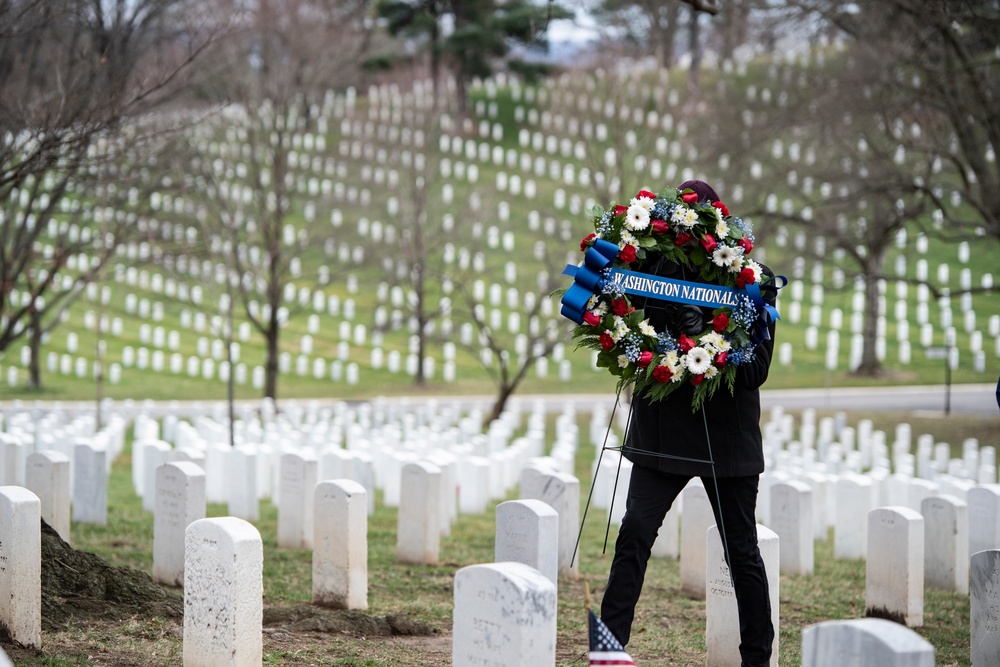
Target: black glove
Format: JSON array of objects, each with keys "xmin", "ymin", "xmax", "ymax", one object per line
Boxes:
[{"xmin": 675, "ymin": 305, "xmax": 706, "ymax": 336}]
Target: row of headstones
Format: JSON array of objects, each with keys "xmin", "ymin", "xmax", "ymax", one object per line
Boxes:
[
  {"xmin": 763, "ymin": 409, "xmax": 995, "ymax": 484},
  {"xmin": 126, "ymin": 400, "xmax": 585, "ymax": 516},
  {"xmin": 0, "ymin": 480, "xmax": 956, "ymax": 667}
]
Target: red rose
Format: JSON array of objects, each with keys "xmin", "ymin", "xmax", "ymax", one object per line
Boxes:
[
  {"xmin": 651, "ymin": 219, "xmax": 669, "ymax": 234},
  {"xmin": 619, "ymin": 245, "xmax": 636, "ymax": 263},
  {"xmin": 690, "ymin": 374, "xmax": 705, "ymax": 386},
  {"xmin": 715, "ymin": 351, "xmax": 729, "ymax": 367},
  {"xmin": 738, "ymin": 237, "xmax": 754, "ymax": 254},
  {"xmin": 678, "ymin": 334, "xmax": 696, "ymax": 353},
  {"xmin": 611, "ymin": 298, "xmax": 629, "ymax": 316},
  {"xmin": 614, "ymin": 204, "xmax": 628, "ymax": 216},
  {"xmin": 599, "ymin": 332, "xmax": 615, "ymax": 351},
  {"xmin": 580, "ymin": 233, "xmax": 596, "ymax": 252},
  {"xmin": 637, "ymin": 351, "xmax": 653, "ymax": 368},
  {"xmin": 652, "ymin": 365, "xmax": 673, "ymax": 383},
  {"xmin": 674, "ymin": 232, "xmax": 693, "ymax": 247},
  {"xmin": 700, "ymin": 235, "xmax": 717, "ymax": 253},
  {"xmin": 636, "ymin": 189, "xmax": 656, "ymax": 200},
  {"xmin": 712, "ymin": 201, "xmax": 730, "ymax": 216},
  {"xmin": 736, "ymin": 267, "xmax": 757, "ymax": 289},
  {"xmin": 681, "ymin": 191, "xmax": 699, "ymax": 204},
  {"xmin": 583, "ymin": 312, "xmax": 601, "ymax": 326},
  {"xmin": 712, "ymin": 313, "xmax": 729, "ymax": 332}
]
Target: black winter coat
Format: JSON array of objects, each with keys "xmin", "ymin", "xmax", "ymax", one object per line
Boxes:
[{"xmin": 622, "ymin": 258, "xmax": 777, "ymax": 478}]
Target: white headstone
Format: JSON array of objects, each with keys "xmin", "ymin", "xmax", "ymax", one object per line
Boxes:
[
  {"xmin": 226, "ymin": 447, "xmax": 259, "ymax": 522},
  {"xmin": 680, "ymin": 480, "xmax": 715, "ymax": 598},
  {"xmin": 523, "ymin": 471, "xmax": 580, "ymax": 577},
  {"xmin": 801, "ymin": 618, "xmax": 934, "ymax": 667},
  {"xmin": 972, "ymin": 549, "xmax": 1000, "ymax": 666},
  {"xmin": 834, "ymin": 474, "xmax": 873, "ymax": 560},
  {"xmin": 72, "ymin": 443, "xmax": 107, "ymax": 525},
  {"xmin": 921, "ymin": 494, "xmax": 969, "ymax": 595},
  {"xmin": 452, "ymin": 562, "xmax": 557, "ymax": 667},
  {"xmin": 277, "ymin": 452, "xmax": 318, "ymax": 549},
  {"xmin": 0, "ymin": 486, "xmax": 41, "ymax": 648},
  {"xmin": 142, "ymin": 440, "xmax": 173, "ymax": 512},
  {"xmin": 153, "ymin": 461, "xmax": 206, "ymax": 586},
  {"xmin": 495, "ymin": 499, "xmax": 559, "ymax": 588},
  {"xmin": 313, "ymin": 480, "xmax": 368, "ymax": 610},
  {"xmin": 25, "ymin": 450, "xmax": 71, "ymax": 543},
  {"xmin": 183, "ymin": 517, "xmax": 263, "ymax": 667},
  {"xmin": 651, "ymin": 501, "xmax": 681, "ymax": 559},
  {"xmin": 770, "ymin": 480, "xmax": 814, "ymax": 575},
  {"xmin": 969, "ymin": 484, "xmax": 1000, "ymax": 555},
  {"xmin": 397, "ymin": 461, "xmax": 441, "ymax": 564},
  {"xmin": 866, "ymin": 506, "xmax": 924, "ymax": 627},
  {"xmin": 706, "ymin": 524, "xmax": 779, "ymax": 667}
]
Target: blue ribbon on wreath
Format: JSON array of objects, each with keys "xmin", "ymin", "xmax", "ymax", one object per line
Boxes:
[
  {"xmin": 562, "ymin": 244, "xmax": 785, "ymax": 348},
  {"xmin": 560, "ymin": 239, "xmax": 620, "ymax": 323}
]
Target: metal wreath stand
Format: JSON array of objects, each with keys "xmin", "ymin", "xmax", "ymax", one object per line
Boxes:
[{"xmin": 570, "ymin": 384, "xmax": 736, "ymax": 589}]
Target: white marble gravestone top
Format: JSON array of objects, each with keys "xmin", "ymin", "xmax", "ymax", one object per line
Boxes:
[{"xmin": 801, "ymin": 618, "xmax": 934, "ymax": 667}]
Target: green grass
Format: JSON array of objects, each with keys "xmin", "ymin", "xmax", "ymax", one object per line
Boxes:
[{"xmin": 6, "ymin": 408, "xmax": 989, "ymax": 665}]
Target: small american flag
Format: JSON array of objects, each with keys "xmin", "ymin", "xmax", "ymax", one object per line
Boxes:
[{"xmin": 588, "ymin": 608, "xmax": 637, "ymax": 666}]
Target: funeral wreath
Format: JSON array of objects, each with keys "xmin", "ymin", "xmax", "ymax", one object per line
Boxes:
[{"xmin": 559, "ymin": 186, "xmax": 780, "ymax": 411}]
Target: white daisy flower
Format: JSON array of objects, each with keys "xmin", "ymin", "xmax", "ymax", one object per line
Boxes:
[
  {"xmin": 715, "ymin": 220, "xmax": 730, "ymax": 238},
  {"xmin": 728, "ymin": 252, "xmax": 745, "ymax": 273},
  {"xmin": 712, "ymin": 245, "xmax": 737, "ymax": 268},
  {"xmin": 638, "ymin": 319, "xmax": 657, "ymax": 336},
  {"xmin": 699, "ymin": 332, "xmax": 730, "ymax": 354},
  {"xmin": 586, "ymin": 294, "xmax": 601, "ymax": 309},
  {"xmin": 705, "ymin": 365, "xmax": 719, "ymax": 380},
  {"xmin": 682, "ymin": 346, "xmax": 712, "ymax": 375},
  {"xmin": 630, "ymin": 195, "xmax": 656, "ymax": 212},
  {"xmin": 593, "ymin": 301, "xmax": 608, "ymax": 317},
  {"xmin": 617, "ymin": 354, "xmax": 630, "ymax": 368},
  {"xmin": 625, "ymin": 203, "xmax": 651, "ymax": 231},
  {"xmin": 670, "ymin": 206, "xmax": 699, "ymax": 229},
  {"xmin": 746, "ymin": 258, "xmax": 764, "ymax": 282},
  {"xmin": 620, "ymin": 230, "xmax": 638, "ymax": 247}
]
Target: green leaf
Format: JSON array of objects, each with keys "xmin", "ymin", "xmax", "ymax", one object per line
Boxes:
[{"xmin": 638, "ymin": 236, "xmax": 657, "ymax": 248}]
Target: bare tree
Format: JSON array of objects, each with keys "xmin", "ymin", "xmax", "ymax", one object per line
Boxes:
[
  {"xmin": 175, "ymin": 0, "xmax": 373, "ymax": 401},
  {"xmin": 458, "ymin": 260, "xmax": 568, "ymax": 423},
  {"xmin": 0, "ymin": 1, "xmax": 220, "ymax": 384},
  {"xmin": 782, "ymin": 0, "xmax": 1000, "ymax": 243}
]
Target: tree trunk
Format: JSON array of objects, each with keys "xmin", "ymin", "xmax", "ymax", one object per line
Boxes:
[
  {"xmin": 430, "ymin": 18, "xmax": 441, "ymax": 109},
  {"xmin": 660, "ymin": 2, "xmax": 680, "ymax": 70},
  {"xmin": 264, "ymin": 323, "xmax": 279, "ymax": 400},
  {"xmin": 488, "ymin": 383, "xmax": 516, "ymax": 423},
  {"xmin": 687, "ymin": 6, "xmax": 702, "ymax": 92},
  {"xmin": 28, "ymin": 307, "xmax": 42, "ymax": 389},
  {"xmin": 455, "ymin": 75, "xmax": 468, "ymax": 116},
  {"xmin": 856, "ymin": 255, "xmax": 884, "ymax": 376}
]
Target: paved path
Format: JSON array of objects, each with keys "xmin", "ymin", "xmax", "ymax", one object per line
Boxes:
[{"xmin": 3, "ymin": 383, "xmax": 997, "ymax": 417}]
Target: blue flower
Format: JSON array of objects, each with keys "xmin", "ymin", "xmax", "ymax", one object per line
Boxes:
[{"xmin": 656, "ymin": 331, "xmax": 677, "ymax": 353}]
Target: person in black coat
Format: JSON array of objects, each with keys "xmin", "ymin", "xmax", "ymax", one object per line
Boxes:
[{"xmin": 599, "ymin": 180, "xmax": 776, "ymax": 667}]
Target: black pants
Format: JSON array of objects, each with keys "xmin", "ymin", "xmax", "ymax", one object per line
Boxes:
[{"xmin": 600, "ymin": 466, "xmax": 774, "ymax": 666}]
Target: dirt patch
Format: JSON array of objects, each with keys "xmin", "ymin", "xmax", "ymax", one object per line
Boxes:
[
  {"xmin": 263, "ymin": 605, "xmax": 436, "ymax": 636},
  {"xmin": 39, "ymin": 519, "xmax": 183, "ymax": 631}
]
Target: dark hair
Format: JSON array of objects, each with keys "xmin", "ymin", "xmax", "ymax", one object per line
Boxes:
[{"xmin": 677, "ymin": 179, "xmax": 720, "ymax": 203}]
